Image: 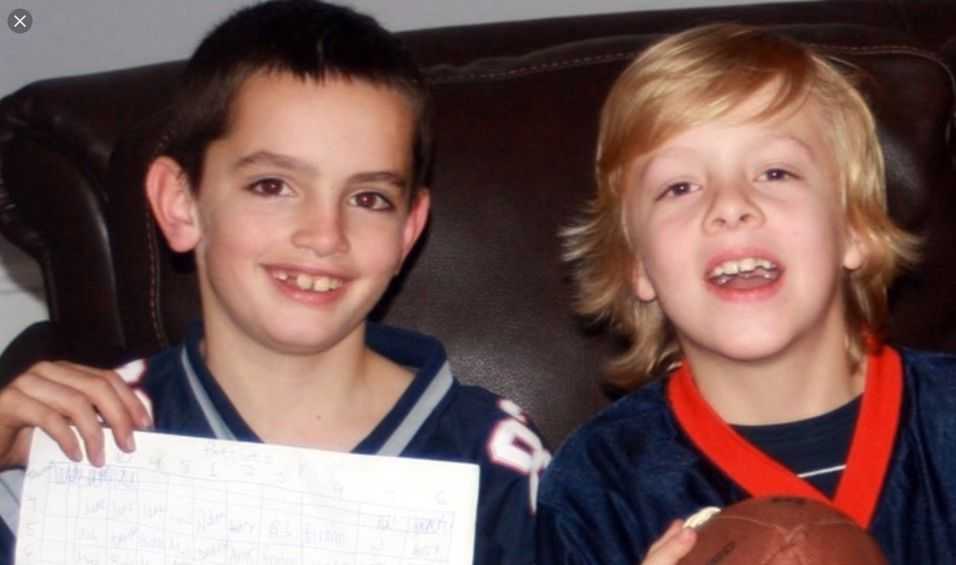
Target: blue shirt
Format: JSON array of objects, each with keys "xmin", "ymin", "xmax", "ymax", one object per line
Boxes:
[
  {"xmin": 0, "ymin": 323, "xmax": 549, "ymax": 565},
  {"xmin": 536, "ymin": 348, "xmax": 956, "ymax": 565}
]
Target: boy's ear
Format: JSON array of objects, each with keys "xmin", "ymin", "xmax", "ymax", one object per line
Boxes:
[
  {"xmin": 842, "ymin": 226, "xmax": 866, "ymax": 271},
  {"xmin": 145, "ymin": 157, "xmax": 201, "ymax": 252},
  {"xmin": 399, "ymin": 187, "xmax": 431, "ymax": 261},
  {"xmin": 631, "ymin": 258, "xmax": 658, "ymax": 302}
]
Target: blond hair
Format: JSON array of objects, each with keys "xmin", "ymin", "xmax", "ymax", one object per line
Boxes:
[{"xmin": 563, "ymin": 24, "xmax": 920, "ymax": 389}]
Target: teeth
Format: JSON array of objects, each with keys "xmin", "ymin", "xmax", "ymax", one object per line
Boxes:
[
  {"xmin": 311, "ymin": 276, "xmax": 343, "ymax": 292},
  {"xmin": 275, "ymin": 270, "xmax": 343, "ymax": 293},
  {"xmin": 709, "ymin": 257, "xmax": 778, "ymax": 279}
]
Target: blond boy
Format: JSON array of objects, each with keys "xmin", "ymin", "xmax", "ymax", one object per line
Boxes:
[{"xmin": 536, "ymin": 24, "xmax": 951, "ymax": 565}]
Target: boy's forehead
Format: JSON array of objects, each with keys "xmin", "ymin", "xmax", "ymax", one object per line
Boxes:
[
  {"xmin": 622, "ymin": 97, "xmax": 836, "ymax": 200},
  {"xmin": 230, "ymin": 70, "xmax": 414, "ymax": 133},
  {"xmin": 637, "ymin": 93, "xmax": 827, "ymax": 163},
  {"xmin": 209, "ymin": 71, "xmax": 417, "ymax": 182}
]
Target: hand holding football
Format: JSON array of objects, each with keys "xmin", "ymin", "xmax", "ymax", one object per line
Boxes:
[{"xmin": 678, "ymin": 496, "xmax": 887, "ymax": 565}]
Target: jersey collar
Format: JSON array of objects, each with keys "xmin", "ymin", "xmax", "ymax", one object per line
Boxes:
[
  {"xmin": 667, "ymin": 345, "xmax": 902, "ymax": 527},
  {"xmin": 180, "ymin": 321, "xmax": 454, "ymax": 456}
]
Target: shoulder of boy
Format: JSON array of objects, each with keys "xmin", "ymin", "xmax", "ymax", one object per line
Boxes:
[
  {"xmin": 113, "ymin": 358, "xmax": 154, "ymax": 420},
  {"xmin": 482, "ymin": 395, "xmax": 552, "ymax": 514}
]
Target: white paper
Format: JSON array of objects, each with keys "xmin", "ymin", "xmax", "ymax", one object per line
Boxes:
[{"xmin": 16, "ymin": 430, "xmax": 479, "ymax": 565}]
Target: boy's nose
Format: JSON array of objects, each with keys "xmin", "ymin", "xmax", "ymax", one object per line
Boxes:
[
  {"xmin": 703, "ymin": 184, "xmax": 765, "ymax": 232},
  {"xmin": 290, "ymin": 209, "xmax": 350, "ymax": 256}
]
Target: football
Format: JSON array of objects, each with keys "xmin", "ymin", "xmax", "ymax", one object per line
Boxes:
[{"xmin": 678, "ymin": 496, "xmax": 888, "ymax": 565}]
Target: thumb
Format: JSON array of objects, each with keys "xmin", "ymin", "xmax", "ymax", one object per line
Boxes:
[{"xmin": 642, "ymin": 521, "xmax": 697, "ymax": 565}]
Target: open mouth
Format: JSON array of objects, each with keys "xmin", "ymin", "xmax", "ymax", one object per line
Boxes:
[
  {"xmin": 270, "ymin": 269, "xmax": 344, "ymax": 293},
  {"xmin": 707, "ymin": 257, "xmax": 781, "ymax": 289}
]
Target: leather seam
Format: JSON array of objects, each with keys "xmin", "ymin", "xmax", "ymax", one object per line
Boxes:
[
  {"xmin": 428, "ymin": 51, "xmax": 637, "ymax": 84},
  {"xmin": 817, "ymin": 44, "xmax": 956, "ymax": 99},
  {"xmin": 428, "ymin": 44, "xmax": 953, "ymax": 95},
  {"xmin": 144, "ymin": 204, "xmax": 168, "ymax": 348}
]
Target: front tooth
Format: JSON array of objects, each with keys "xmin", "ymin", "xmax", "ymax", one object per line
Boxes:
[
  {"xmin": 313, "ymin": 277, "xmax": 332, "ymax": 292},
  {"xmin": 721, "ymin": 261, "xmax": 740, "ymax": 275},
  {"xmin": 739, "ymin": 258, "xmax": 756, "ymax": 272},
  {"xmin": 296, "ymin": 273, "xmax": 313, "ymax": 290}
]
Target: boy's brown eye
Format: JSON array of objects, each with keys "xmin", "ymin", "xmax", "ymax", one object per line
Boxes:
[
  {"xmin": 658, "ymin": 181, "xmax": 699, "ymax": 200},
  {"xmin": 760, "ymin": 168, "xmax": 796, "ymax": 182},
  {"xmin": 249, "ymin": 178, "xmax": 290, "ymax": 196},
  {"xmin": 671, "ymin": 183, "xmax": 693, "ymax": 195},
  {"xmin": 350, "ymin": 192, "xmax": 394, "ymax": 210}
]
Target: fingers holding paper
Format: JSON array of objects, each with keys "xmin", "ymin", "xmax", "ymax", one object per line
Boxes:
[{"xmin": 0, "ymin": 361, "xmax": 152, "ymax": 469}]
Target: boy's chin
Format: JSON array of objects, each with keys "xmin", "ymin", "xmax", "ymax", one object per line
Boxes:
[
  {"xmin": 680, "ymin": 333, "xmax": 798, "ymax": 368},
  {"xmin": 253, "ymin": 321, "xmax": 362, "ymax": 356}
]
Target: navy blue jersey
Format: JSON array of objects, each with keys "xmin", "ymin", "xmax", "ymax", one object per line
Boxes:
[
  {"xmin": 0, "ymin": 323, "xmax": 549, "ymax": 565},
  {"xmin": 536, "ymin": 347, "xmax": 956, "ymax": 565}
]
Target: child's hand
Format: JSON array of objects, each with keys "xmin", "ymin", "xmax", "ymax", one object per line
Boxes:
[
  {"xmin": 639, "ymin": 520, "xmax": 697, "ymax": 565},
  {"xmin": 0, "ymin": 361, "xmax": 152, "ymax": 469}
]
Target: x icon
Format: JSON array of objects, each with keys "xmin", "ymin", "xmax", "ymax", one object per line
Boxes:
[{"xmin": 7, "ymin": 9, "xmax": 32, "ymax": 33}]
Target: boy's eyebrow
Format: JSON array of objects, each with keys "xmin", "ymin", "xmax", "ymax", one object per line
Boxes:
[
  {"xmin": 755, "ymin": 133, "xmax": 818, "ymax": 158},
  {"xmin": 779, "ymin": 135, "xmax": 819, "ymax": 161},
  {"xmin": 646, "ymin": 133, "xmax": 819, "ymax": 166},
  {"xmin": 348, "ymin": 171, "xmax": 409, "ymax": 190},
  {"xmin": 233, "ymin": 150, "xmax": 319, "ymax": 177},
  {"xmin": 232, "ymin": 152, "xmax": 408, "ymax": 188}
]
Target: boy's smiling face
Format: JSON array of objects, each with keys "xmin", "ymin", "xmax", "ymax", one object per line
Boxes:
[
  {"xmin": 622, "ymin": 88, "xmax": 865, "ymax": 368},
  {"xmin": 153, "ymin": 72, "xmax": 428, "ymax": 356}
]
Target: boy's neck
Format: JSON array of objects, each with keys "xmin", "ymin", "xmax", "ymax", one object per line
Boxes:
[
  {"xmin": 680, "ymin": 324, "xmax": 866, "ymax": 426},
  {"xmin": 199, "ymin": 320, "xmax": 414, "ymax": 450}
]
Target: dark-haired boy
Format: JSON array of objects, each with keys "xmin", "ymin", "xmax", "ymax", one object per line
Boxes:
[{"xmin": 0, "ymin": 2, "xmax": 548, "ymax": 564}]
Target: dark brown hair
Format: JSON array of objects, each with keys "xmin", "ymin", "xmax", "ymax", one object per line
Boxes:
[{"xmin": 159, "ymin": 0, "xmax": 431, "ymax": 192}]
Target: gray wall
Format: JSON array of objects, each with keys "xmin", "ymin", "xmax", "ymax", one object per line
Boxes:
[{"xmin": 0, "ymin": 0, "xmax": 801, "ymax": 352}]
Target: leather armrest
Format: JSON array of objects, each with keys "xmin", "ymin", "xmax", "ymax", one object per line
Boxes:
[
  {"xmin": 0, "ymin": 321, "xmax": 67, "ymax": 387},
  {"xmin": 0, "ymin": 319, "xmax": 137, "ymax": 386}
]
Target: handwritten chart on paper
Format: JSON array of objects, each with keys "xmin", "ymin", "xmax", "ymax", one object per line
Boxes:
[{"xmin": 16, "ymin": 430, "xmax": 479, "ymax": 565}]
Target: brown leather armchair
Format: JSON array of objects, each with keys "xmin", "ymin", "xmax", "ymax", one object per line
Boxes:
[{"xmin": 3, "ymin": 2, "xmax": 956, "ymax": 448}]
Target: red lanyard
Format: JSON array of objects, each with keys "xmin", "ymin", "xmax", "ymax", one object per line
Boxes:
[{"xmin": 667, "ymin": 346, "xmax": 902, "ymax": 527}]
